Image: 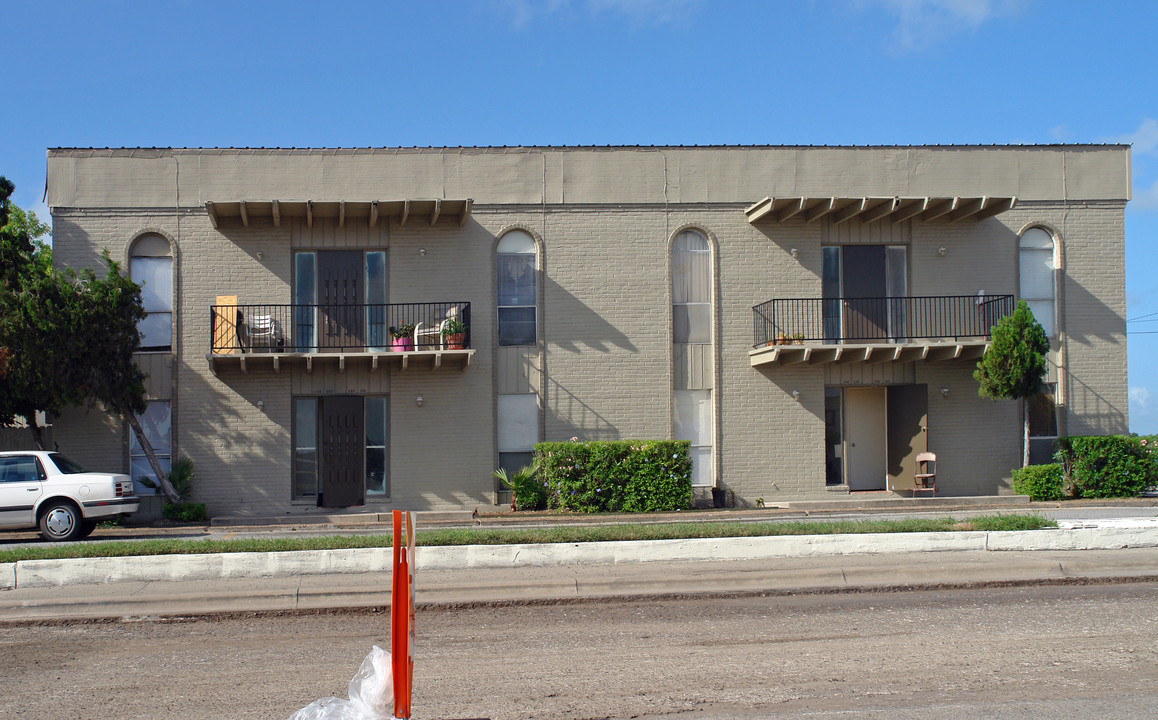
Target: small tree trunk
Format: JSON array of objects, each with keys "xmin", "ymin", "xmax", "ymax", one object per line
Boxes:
[
  {"xmin": 1022, "ymin": 400, "xmax": 1031, "ymax": 468},
  {"xmin": 125, "ymin": 412, "xmax": 181, "ymax": 503},
  {"xmin": 28, "ymin": 418, "xmax": 47, "ymax": 451}
]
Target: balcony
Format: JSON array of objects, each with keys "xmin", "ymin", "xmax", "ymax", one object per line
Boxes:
[
  {"xmin": 208, "ymin": 301, "xmax": 473, "ymax": 373},
  {"xmin": 750, "ymin": 294, "xmax": 1014, "ymax": 367}
]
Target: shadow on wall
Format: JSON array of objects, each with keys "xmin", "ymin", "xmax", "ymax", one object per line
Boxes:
[
  {"xmin": 544, "ymin": 374, "xmax": 620, "ymax": 442},
  {"xmin": 1063, "ymin": 367, "xmax": 1128, "ymax": 435},
  {"xmin": 544, "ymin": 275, "xmax": 638, "ymax": 354},
  {"xmin": 179, "ymin": 360, "xmax": 290, "ymax": 516},
  {"xmin": 1063, "ymin": 274, "xmax": 1127, "ymax": 348}
]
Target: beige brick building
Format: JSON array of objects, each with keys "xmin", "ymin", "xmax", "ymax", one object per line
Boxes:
[{"xmin": 44, "ymin": 145, "xmax": 1130, "ymax": 516}]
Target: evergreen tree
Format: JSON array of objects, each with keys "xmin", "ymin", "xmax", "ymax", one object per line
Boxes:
[
  {"xmin": 974, "ymin": 300, "xmax": 1051, "ymax": 467},
  {"xmin": 0, "ymin": 177, "xmax": 180, "ymax": 501}
]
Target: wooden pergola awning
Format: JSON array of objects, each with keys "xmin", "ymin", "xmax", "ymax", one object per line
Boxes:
[
  {"xmin": 745, "ymin": 196, "xmax": 1016, "ymax": 225},
  {"xmin": 749, "ymin": 340, "xmax": 990, "ymax": 367},
  {"xmin": 205, "ymin": 199, "xmax": 473, "ymax": 229}
]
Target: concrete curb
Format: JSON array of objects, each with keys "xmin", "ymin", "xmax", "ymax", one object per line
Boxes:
[{"xmin": 6, "ymin": 527, "xmax": 1158, "ymax": 590}]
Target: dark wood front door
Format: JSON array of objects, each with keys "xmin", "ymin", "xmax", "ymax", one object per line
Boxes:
[
  {"xmin": 841, "ymin": 245, "xmax": 888, "ymax": 341},
  {"xmin": 318, "ymin": 251, "xmax": 363, "ymax": 351},
  {"xmin": 320, "ymin": 396, "xmax": 364, "ymax": 507}
]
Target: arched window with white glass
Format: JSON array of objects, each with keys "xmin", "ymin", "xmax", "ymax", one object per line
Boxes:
[
  {"xmin": 496, "ymin": 230, "xmax": 540, "ymax": 479},
  {"xmin": 130, "ymin": 233, "xmax": 174, "ymax": 352},
  {"xmin": 671, "ymin": 229, "xmax": 714, "ymax": 489},
  {"xmin": 496, "ymin": 230, "xmax": 537, "ymax": 346},
  {"xmin": 1019, "ymin": 227, "xmax": 1056, "ymax": 337}
]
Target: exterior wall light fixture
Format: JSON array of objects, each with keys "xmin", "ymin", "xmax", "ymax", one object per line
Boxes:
[
  {"xmin": 940, "ymin": 386, "xmax": 950, "ymax": 398},
  {"xmin": 257, "ymin": 400, "xmax": 264, "ymax": 410},
  {"xmin": 415, "ymin": 395, "xmax": 424, "ymax": 407},
  {"xmin": 790, "ymin": 248, "xmax": 799, "ymax": 259},
  {"xmin": 256, "ymin": 250, "xmax": 264, "ymax": 261},
  {"xmin": 419, "ymin": 248, "xmax": 427, "ymax": 256},
  {"xmin": 791, "ymin": 389, "xmax": 800, "ymax": 401},
  {"xmin": 937, "ymin": 246, "xmax": 948, "ymax": 257}
]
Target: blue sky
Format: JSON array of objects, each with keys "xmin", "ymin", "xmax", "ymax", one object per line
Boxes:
[{"xmin": 3, "ymin": 0, "xmax": 1156, "ymax": 431}]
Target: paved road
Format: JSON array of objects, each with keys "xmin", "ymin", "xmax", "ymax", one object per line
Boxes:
[{"xmin": 4, "ymin": 582, "xmax": 1157, "ymax": 719}]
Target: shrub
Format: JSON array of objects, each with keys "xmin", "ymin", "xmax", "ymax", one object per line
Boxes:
[
  {"xmin": 1055, "ymin": 435, "xmax": 1158, "ymax": 499},
  {"xmin": 535, "ymin": 440, "xmax": 692, "ymax": 513},
  {"xmin": 162, "ymin": 502, "xmax": 207, "ymax": 522},
  {"xmin": 1011, "ymin": 463, "xmax": 1065, "ymax": 501},
  {"xmin": 494, "ymin": 464, "xmax": 546, "ymax": 511}
]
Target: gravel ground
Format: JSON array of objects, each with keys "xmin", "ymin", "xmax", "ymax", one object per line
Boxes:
[{"xmin": 3, "ymin": 582, "xmax": 1157, "ymax": 719}]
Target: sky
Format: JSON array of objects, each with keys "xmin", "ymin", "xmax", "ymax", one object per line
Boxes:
[{"xmin": 3, "ymin": 0, "xmax": 1156, "ymax": 431}]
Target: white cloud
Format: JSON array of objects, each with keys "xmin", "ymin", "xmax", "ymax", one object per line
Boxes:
[
  {"xmin": 1112, "ymin": 118, "xmax": 1158, "ymax": 155},
  {"xmin": 861, "ymin": 0, "xmax": 1029, "ymax": 53},
  {"xmin": 1131, "ymin": 386, "xmax": 1151, "ymax": 408},
  {"xmin": 1048, "ymin": 124, "xmax": 1071, "ymax": 142}
]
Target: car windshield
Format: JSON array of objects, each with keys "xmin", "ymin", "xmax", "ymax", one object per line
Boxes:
[{"xmin": 48, "ymin": 453, "xmax": 88, "ymax": 474}]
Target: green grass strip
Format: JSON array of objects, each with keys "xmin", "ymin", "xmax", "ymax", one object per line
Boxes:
[{"xmin": 0, "ymin": 514, "xmax": 1056, "ymax": 564}]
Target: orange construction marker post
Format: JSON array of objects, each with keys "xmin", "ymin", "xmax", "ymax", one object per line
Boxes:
[{"xmin": 391, "ymin": 510, "xmax": 415, "ymax": 719}]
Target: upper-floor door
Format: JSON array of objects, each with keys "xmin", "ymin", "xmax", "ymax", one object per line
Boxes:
[
  {"xmin": 823, "ymin": 245, "xmax": 906, "ymax": 342},
  {"xmin": 295, "ymin": 250, "xmax": 388, "ymax": 352}
]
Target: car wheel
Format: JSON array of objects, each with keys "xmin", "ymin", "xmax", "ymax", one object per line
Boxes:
[{"xmin": 38, "ymin": 502, "xmax": 85, "ymax": 542}]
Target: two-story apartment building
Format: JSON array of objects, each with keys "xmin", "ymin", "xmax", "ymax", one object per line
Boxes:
[{"xmin": 45, "ymin": 145, "xmax": 1129, "ymax": 516}]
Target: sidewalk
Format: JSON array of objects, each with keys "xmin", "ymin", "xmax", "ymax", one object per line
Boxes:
[
  {"xmin": 3, "ymin": 547, "xmax": 1157, "ymax": 622},
  {"xmin": 3, "ymin": 499, "xmax": 1158, "ymax": 622}
]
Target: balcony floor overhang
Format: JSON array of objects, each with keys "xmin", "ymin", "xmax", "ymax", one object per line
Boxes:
[
  {"xmin": 749, "ymin": 340, "xmax": 989, "ymax": 367},
  {"xmin": 205, "ymin": 198, "xmax": 473, "ymax": 229},
  {"xmin": 207, "ymin": 349, "xmax": 474, "ymax": 375},
  {"xmin": 744, "ymin": 196, "xmax": 1016, "ymax": 225}
]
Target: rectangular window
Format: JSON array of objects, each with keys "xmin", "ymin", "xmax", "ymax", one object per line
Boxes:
[
  {"xmin": 365, "ymin": 252, "xmax": 388, "ymax": 352},
  {"xmin": 294, "ymin": 252, "xmax": 317, "ymax": 352},
  {"xmin": 130, "ymin": 400, "xmax": 171, "ymax": 494},
  {"xmin": 824, "ymin": 387, "xmax": 843, "ymax": 485},
  {"xmin": 498, "ymin": 254, "xmax": 536, "ymax": 346},
  {"xmin": 294, "ymin": 397, "xmax": 319, "ymax": 498},
  {"xmin": 365, "ymin": 397, "xmax": 388, "ymax": 496},
  {"xmin": 674, "ymin": 389, "xmax": 713, "ymax": 487},
  {"xmin": 1028, "ymin": 382, "xmax": 1059, "ymax": 465}
]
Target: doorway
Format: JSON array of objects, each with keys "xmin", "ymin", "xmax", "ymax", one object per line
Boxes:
[
  {"xmin": 822, "ymin": 245, "xmax": 907, "ymax": 342},
  {"xmin": 828, "ymin": 384, "xmax": 929, "ymax": 492}
]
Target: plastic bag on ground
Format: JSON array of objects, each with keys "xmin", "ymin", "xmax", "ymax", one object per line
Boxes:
[{"xmin": 285, "ymin": 645, "xmax": 393, "ymax": 720}]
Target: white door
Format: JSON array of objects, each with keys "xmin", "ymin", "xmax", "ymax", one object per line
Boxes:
[{"xmin": 845, "ymin": 388, "xmax": 887, "ymax": 491}]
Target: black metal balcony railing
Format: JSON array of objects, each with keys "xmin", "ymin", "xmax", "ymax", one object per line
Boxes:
[
  {"xmin": 752, "ymin": 295, "xmax": 1015, "ymax": 348},
  {"xmin": 210, "ymin": 302, "xmax": 471, "ymax": 354}
]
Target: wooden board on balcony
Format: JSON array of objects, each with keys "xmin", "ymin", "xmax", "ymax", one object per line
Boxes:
[{"xmin": 213, "ymin": 295, "xmax": 238, "ymax": 354}]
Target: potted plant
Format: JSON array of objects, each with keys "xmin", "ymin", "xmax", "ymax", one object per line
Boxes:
[
  {"xmin": 389, "ymin": 324, "xmax": 415, "ymax": 352},
  {"xmin": 442, "ymin": 318, "xmax": 467, "ymax": 350},
  {"xmin": 792, "ymin": 332, "xmax": 805, "ymax": 345}
]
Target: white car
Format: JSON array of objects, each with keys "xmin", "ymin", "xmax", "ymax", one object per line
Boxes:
[{"xmin": 0, "ymin": 451, "xmax": 139, "ymax": 541}]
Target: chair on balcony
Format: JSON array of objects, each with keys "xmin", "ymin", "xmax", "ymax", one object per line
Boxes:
[
  {"xmin": 244, "ymin": 314, "xmax": 284, "ymax": 352},
  {"xmin": 913, "ymin": 452, "xmax": 937, "ymax": 497},
  {"xmin": 413, "ymin": 306, "xmax": 459, "ymax": 351}
]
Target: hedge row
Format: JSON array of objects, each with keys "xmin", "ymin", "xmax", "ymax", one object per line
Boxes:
[
  {"xmin": 534, "ymin": 440, "xmax": 693, "ymax": 512},
  {"xmin": 1013, "ymin": 435, "xmax": 1157, "ymax": 501}
]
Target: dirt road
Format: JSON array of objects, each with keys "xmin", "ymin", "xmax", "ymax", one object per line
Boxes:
[{"xmin": 3, "ymin": 582, "xmax": 1157, "ymax": 719}]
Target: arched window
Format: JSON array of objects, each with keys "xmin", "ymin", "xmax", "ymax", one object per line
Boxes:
[
  {"xmin": 1019, "ymin": 227, "xmax": 1056, "ymax": 337},
  {"xmin": 671, "ymin": 229, "xmax": 714, "ymax": 489},
  {"xmin": 497, "ymin": 230, "xmax": 537, "ymax": 346},
  {"xmin": 496, "ymin": 230, "xmax": 540, "ymax": 479},
  {"xmin": 130, "ymin": 233, "xmax": 173, "ymax": 351}
]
